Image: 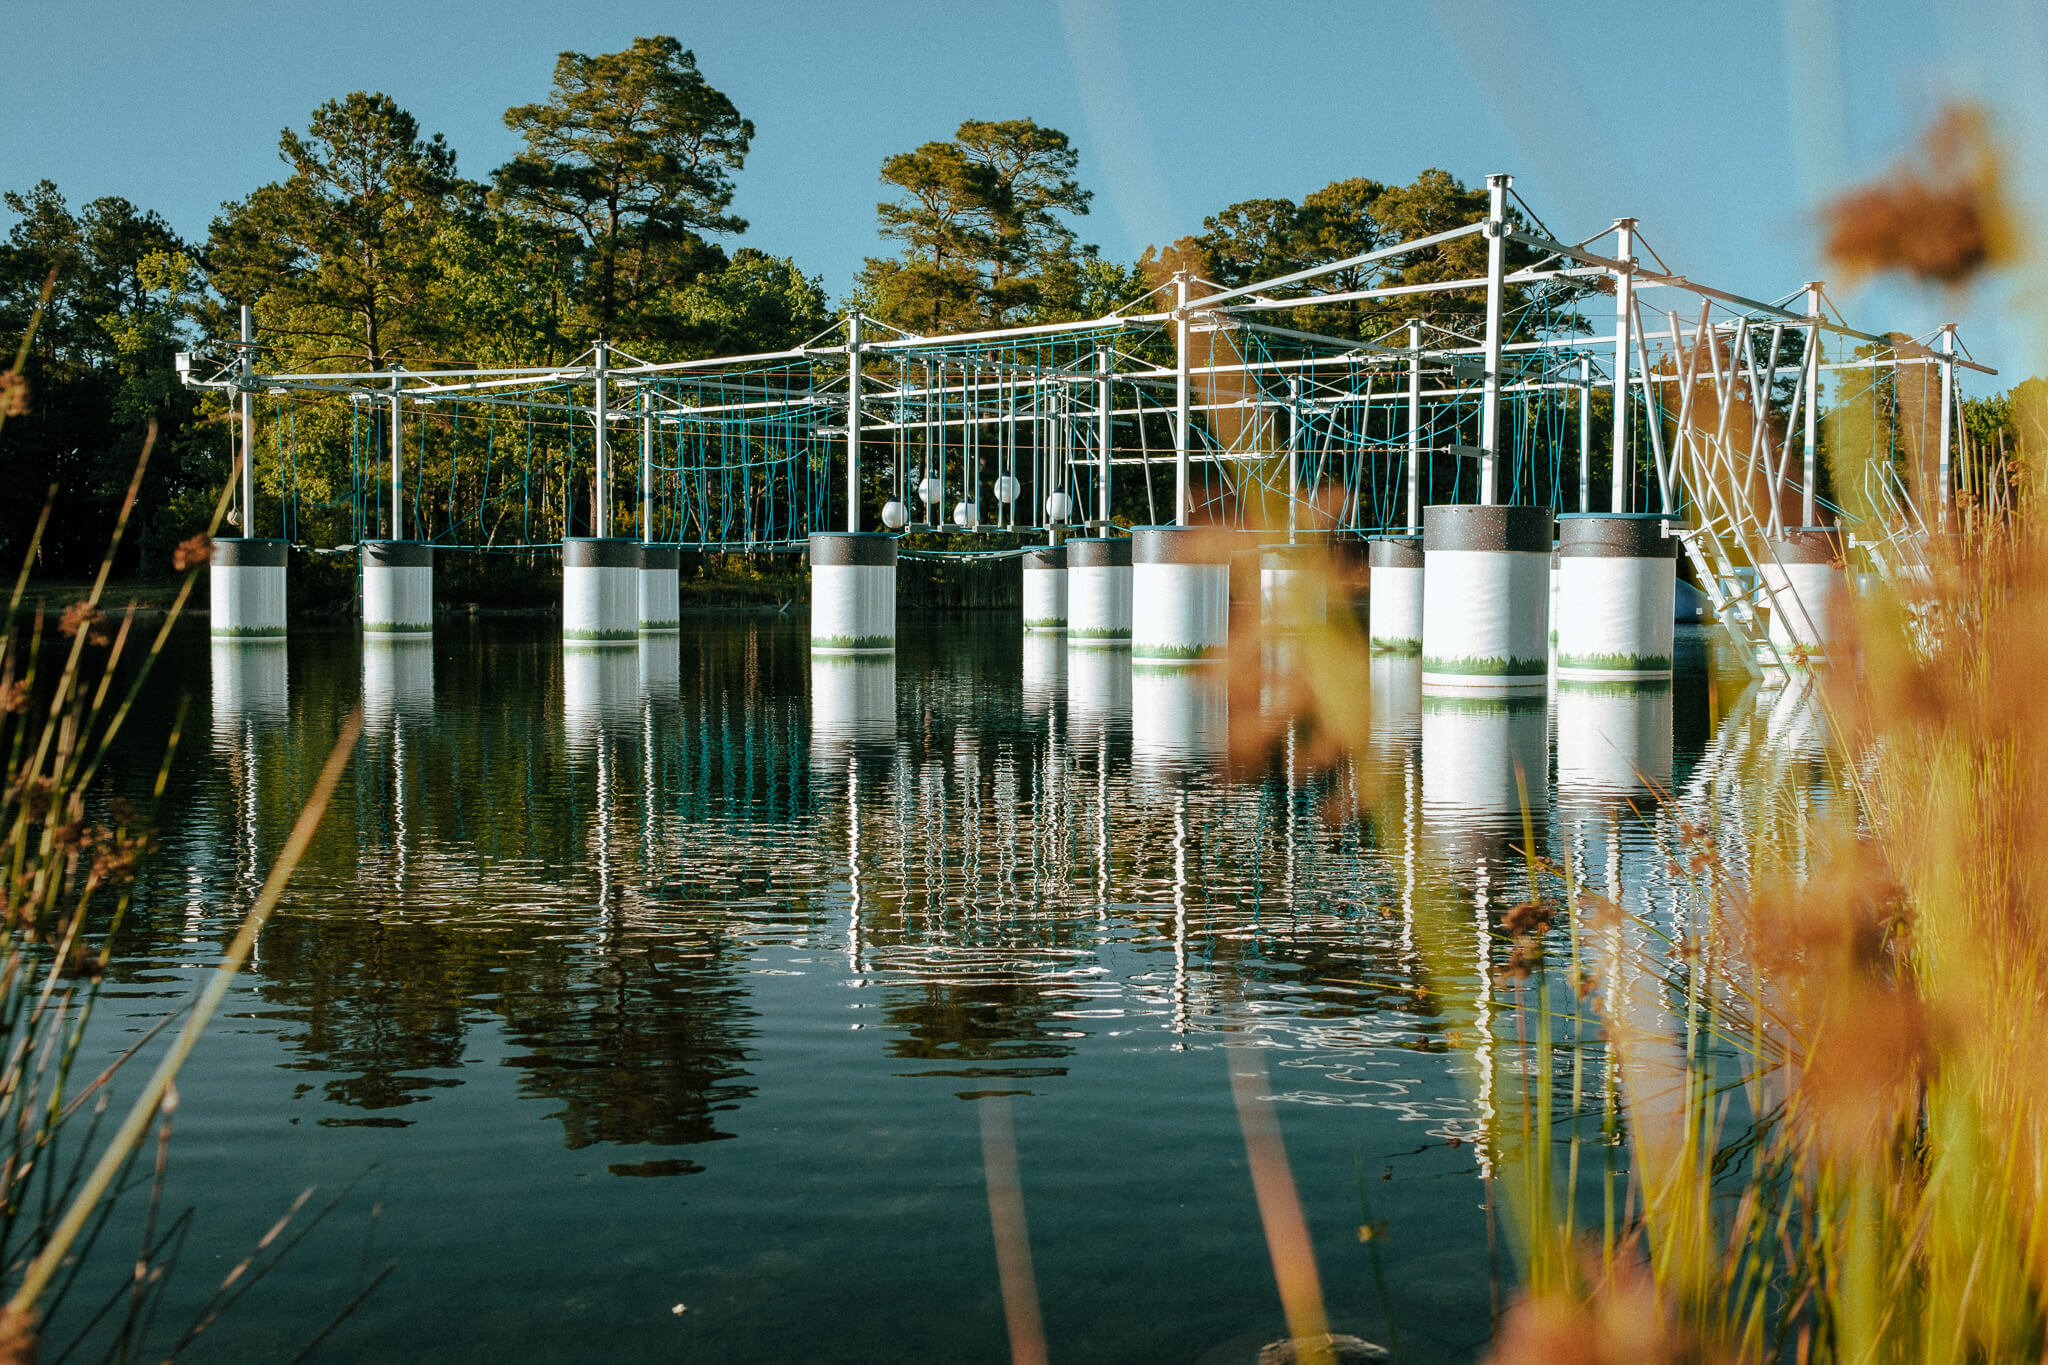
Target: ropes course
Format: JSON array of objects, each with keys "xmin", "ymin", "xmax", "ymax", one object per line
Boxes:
[{"xmin": 183, "ymin": 173, "xmax": 1992, "ymax": 637}]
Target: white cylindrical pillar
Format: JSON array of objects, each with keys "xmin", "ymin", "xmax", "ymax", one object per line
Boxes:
[
  {"xmin": 1022, "ymin": 628, "xmax": 1067, "ymax": 719},
  {"xmin": 1762, "ymin": 527, "xmax": 1846, "ymax": 662},
  {"xmin": 809, "ymin": 531, "xmax": 897, "ymax": 653},
  {"xmin": 562, "ymin": 537, "xmax": 640, "ymax": 644},
  {"xmin": 209, "ymin": 538, "xmax": 288, "ymax": 639},
  {"xmin": 1022, "ymin": 545, "xmax": 1068, "ymax": 632},
  {"xmin": 1556, "ymin": 682, "xmax": 1673, "ymax": 804},
  {"xmin": 1554, "ymin": 514, "xmax": 1677, "ymax": 683},
  {"xmin": 360, "ymin": 540, "xmax": 433, "ymax": 637},
  {"xmin": 1067, "ymin": 641, "xmax": 1130, "ymax": 743},
  {"xmin": 1067, "ymin": 537, "xmax": 1132, "ymax": 645},
  {"xmin": 1131, "ymin": 525, "xmax": 1228, "ymax": 665},
  {"xmin": 1367, "ymin": 536, "xmax": 1423, "ymax": 653},
  {"xmin": 810, "ymin": 653, "xmax": 896, "ymax": 748},
  {"xmin": 639, "ymin": 543, "xmax": 680, "ymax": 632},
  {"xmin": 1420, "ymin": 505, "xmax": 1552, "ymax": 694},
  {"xmin": 1260, "ymin": 544, "xmax": 1326, "ymax": 629}
]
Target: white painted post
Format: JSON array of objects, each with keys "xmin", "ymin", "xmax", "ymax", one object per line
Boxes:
[
  {"xmin": 640, "ymin": 387, "xmax": 654, "ymax": 541},
  {"xmin": 846, "ymin": 313, "xmax": 863, "ymax": 533},
  {"xmin": 1938, "ymin": 324, "xmax": 1956, "ymax": 532},
  {"xmin": 1407, "ymin": 320, "xmax": 1423, "ymax": 530},
  {"xmin": 388, "ymin": 370, "xmax": 403, "ymax": 539},
  {"xmin": 1174, "ymin": 272, "xmax": 1191, "ymax": 526},
  {"xmin": 238, "ymin": 305, "xmax": 256, "ymax": 533},
  {"xmin": 1612, "ymin": 219, "xmax": 1636, "ymax": 514},
  {"xmin": 1803, "ymin": 283, "xmax": 1822, "ymax": 528},
  {"xmin": 1286, "ymin": 376, "xmax": 1300, "ymax": 542},
  {"xmin": 1097, "ymin": 347, "xmax": 1113, "ymax": 526},
  {"xmin": 592, "ymin": 340, "xmax": 609, "ymax": 538},
  {"xmin": 1578, "ymin": 356, "xmax": 1592, "ymax": 513},
  {"xmin": 1480, "ymin": 175, "xmax": 1509, "ymax": 507}
]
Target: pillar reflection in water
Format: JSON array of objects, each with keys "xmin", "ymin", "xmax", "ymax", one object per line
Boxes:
[
  {"xmin": 362, "ymin": 637, "xmax": 434, "ymax": 885},
  {"xmin": 563, "ymin": 643, "xmax": 640, "ymax": 753},
  {"xmin": 1020, "ymin": 629, "xmax": 1066, "ymax": 725},
  {"xmin": 1066, "ymin": 643, "xmax": 1130, "ymax": 747},
  {"xmin": 1368, "ymin": 654, "xmax": 1423, "ymax": 762},
  {"xmin": 1420, "ymin": 693, "xmax": 1548, "ymax": 874},
  {"xmin": 637, "ymin": 632, "xmax": 681, "ymax": 706},
  {"xmin": 211, "ymin": 640, "xmax": 289, "ymax": 896},
  {"xmin": 1130, "ymin": 664, "xmax": 1227, "ymax": 783},
  {"xmin": 810, "ymin": 653, "xmax": 897, "ymax": 753},
  {"xmin": 1555, "ymin": 682, "xmax": 1673, "ymax": 803}
]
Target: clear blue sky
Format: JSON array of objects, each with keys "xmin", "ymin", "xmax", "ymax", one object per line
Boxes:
[{"xmin": 6, "ymin": 0, "xmax": 2042, "ymax": 389}]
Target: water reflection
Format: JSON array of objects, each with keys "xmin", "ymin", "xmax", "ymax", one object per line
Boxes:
[
  {"xmin": 1420, "ymin": 694, "xmax": 1548, "ymax": 875},
  {"xmin": 133, "ymin": 619, "xmax": 1759, "ymax": 1363},
  {"xmin": 1066, "ymin": 644, "xmax": 1129, "ymax": 746},
  {"xmin": 210, "ymin": 638, "xmax": 288, "ymax": 742},
  {"xmin": 1130, "ymin": 664, "xmax": 1228, "ymax": 780},
  {"xmin": 1555, "ymin": 683, "xmax": 1673, "ymax": 804},
  {"xmin": 811, "ymin": 653, "xmax": 897, "ymax": 751},
  {"xmin": 563, "ymin": 642, "xmax": 639, "ymax": 749},
  {"xmin": 1021, "ymin": 630, "xmax": 1065, "ymax": 723}
]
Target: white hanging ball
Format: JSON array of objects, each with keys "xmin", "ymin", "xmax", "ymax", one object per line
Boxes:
[
  {"xmin": 952, "ymin": 501, "xmax": 979, "ymax": 529},
  {"xmin": 918, "ymin": 475, "xmax": 944, "ymax": 505},
  {"xmin": 1044, "ymin": 491, "xmax": 1072, "ymax": 522},
  {"xmin": 994, "ymin": 475, "xmax": 1021, "ymax": 504},
  {"xmin": 881, "ymin": 499, "xmax": 908, "ymax": 531}
]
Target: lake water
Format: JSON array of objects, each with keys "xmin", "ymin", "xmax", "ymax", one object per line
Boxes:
[{"xmin": 69, "ymin": 615, "xmax": 1798, "ymax": 1364}]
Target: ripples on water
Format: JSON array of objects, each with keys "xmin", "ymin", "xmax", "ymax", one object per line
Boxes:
[{"xmin": 74, "ymin": 617, "xmax": 1821, "ymax": 1363}]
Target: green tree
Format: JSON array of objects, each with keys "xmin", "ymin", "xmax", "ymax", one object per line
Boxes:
[
  {"xmin": 857, "ymin": 118, "xmax": 1093, "ymax": 332},
  {"xmin": 209, "ymin": 92, "xmax": 463, "ymax": 369},
  {"xmin": 493, "ymin": 36, "xmax": 753, "ymax": 343},
  {"xmin": 0, "ymin": 183, "xmax": 211, "ymax": 570}
]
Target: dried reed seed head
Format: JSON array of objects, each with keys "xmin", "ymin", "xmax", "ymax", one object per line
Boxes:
[
  {"xmin": 172, "ymin": 534, "xmax": 214, "ymax": 571},
  {"xmin": 0, "ymin": 682, "xmax": 27, "ymax": 714},
  {"xmin": 56, "ymin": 601, "xmax": 110, "ymax": 645},
  {"xmin": 0, "ymin": 371, "xmax": 28, "ymax": 419},
  {"xmin": 1820, "ymin": 104, "xmax": 2012, "ymax": 287}
]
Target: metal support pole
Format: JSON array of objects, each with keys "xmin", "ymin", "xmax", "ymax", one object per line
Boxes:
[
  {"xmin": 237, "ymin": 305, "xmax": 257, "ymax": 536},
  {"xmin": 1479, "ymin": 175, "xmax": 1510, "ymax": 506},
  {"xmin": 846, "ymin": 313, "xmax": 863, "ymax": 533},
  {"xmin": 592, "ymin": 340, "xmax": 610, "ymax": 538},
  {"xmin": 1174, "ymin": 272, "xmax": 1191, "ymax": 525},
  {"xmin": 1803, "ymin": 282, "xmax": 1821, "ymax": 527},
  {"xmin": 1096, "ymin": 347, "xmax": 1112, "ymax": 526},
  {"xmin": 1407, "ymin": 320, "xmax": 1423, "ymax": 530},
  {"xmin": 1578, "ymin": 355, "xmax": 1592, "ymax": 513},
  {"xmin": 388, "ymin": 370, "xmax": 403, "ymax": 540},
  {"xmin": 1286, "ymin": 377, "xmax": 1301, "ymax": 541},
  {"xmin": 1612, "ymin": 218, "xmax": 1636, "ymax": 514},
  {"xmin": 1937, "ymin": 323, "xmax": 1956, "ymax": 532},
  {"xmin": 640, "ymin": 388, "xmax": 654, "ymax": 542}
]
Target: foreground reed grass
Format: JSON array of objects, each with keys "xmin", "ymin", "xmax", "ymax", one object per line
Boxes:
[{"xmin": 0, "ymin": 291, "xmax": 361, "ymax": 1360}]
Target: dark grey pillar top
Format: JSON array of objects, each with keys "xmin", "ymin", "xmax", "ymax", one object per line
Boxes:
[
  {"xmin": 212, "ymin": 537, "xmax": 289, "ymax": 568},
  {"xmin": 361, "ymin": 540, "xmax": 434, "ymax": 568},
  {"xmin": 1131, "ymin": 525, "xmax": 1230, "ymax": 566},
  {"xmin": 562, "ymin": 537, "xmax": 641, "ymax": 569},
  {"xmin": 808, "ymin": 531, "xmax": 899, "ymax": 567},
  {"xmin": 1369, "ymin": 536, "xmax": 1423, "ymax": 569},
  {"xmin": 1066, "ymin": 537, "xmax": 1132, "ymax": 569},
  {"xmin": 1558, "ymin": 513, "xmax": 1677, "ymax": 559},
  {"xmin": 1422, "ymin": 505, "xmax": 1554, "ymax": 554}
]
